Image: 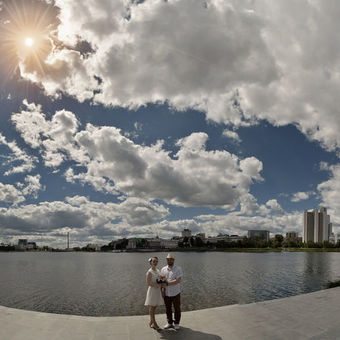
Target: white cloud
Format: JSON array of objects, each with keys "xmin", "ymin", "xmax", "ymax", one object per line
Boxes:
[
  {"xmin": 22, "ymin": 174, "xmax": 45, "ymax": 199},
  {"xmin": 239, "ymin": 156, "xmax": 263, "ymax": 183},
  {"xmin": 12, "ymin": 104, "xmax": 264, "ymax": 208},
  {"xmin": 12, "ymin": 100, "xmax": 81, "ymax": 167},
  {"xmin": 71, "ymin": 127, "xmax": 263, "ymax": 208},
  {"xmin": 0, "ymin": 131, "xmax": 37, "ymax": 175},
  {"xmin": 222, "ymin": 129, "xmax": 241, "ymax": 143},
  {"xmin": 0, "ymin": 175, "xmax": 44, "ymax": 206},
  {"xmin": 291, "ymin": 191, "xmax": 312, "ymax": 203},
  {"xmin": 266, "ymin": 199, "xmax": 284, "ymax": 215},
  {"xmin": 15, "ymin": 0, "xmax": 340, "ymax": 153},
  {"xmin": 177, "ymin": 209, "xmax": 302, "ymax": 238},
  {"xmin": 317, "ymin": 164, "xmax": 340, "ymax": 225},
  {"xmin": 0, "ymin": 183, "xmax": 25, "ymax": 205},
  {"xmin": 0, "ymin": 195, "xmax": 169, "ymax": 246},
  {"xmin": 320, "ymin": 161, "xmax": 330, "ymax": 171}
]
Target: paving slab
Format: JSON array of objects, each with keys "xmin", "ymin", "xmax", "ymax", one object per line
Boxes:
[{"xmin": 1, "ymin": 287, "xmax": 340, "ymax": 340}]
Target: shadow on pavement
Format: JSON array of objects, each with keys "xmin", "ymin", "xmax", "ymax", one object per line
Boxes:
[{"xmin": 158, "ymin": 327, "xmax": 222, "ymax": 340}]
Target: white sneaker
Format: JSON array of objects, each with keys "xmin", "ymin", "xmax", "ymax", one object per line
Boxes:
[
  {"xmin": 174, "ymin": 324, "xmax": 180, "ymax": 330},
  {"xmin": 164, "ymin": 323, "xmax": 173, "ymax": 329}
]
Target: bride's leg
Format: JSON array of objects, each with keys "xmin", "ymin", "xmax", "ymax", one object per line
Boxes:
[
  {"xmin": 149, "ymin": 306, "xmax": 154, "ymax": 326},
  {"xmin": 153, "ymin": 307, "xmax": 159, "ymax": 328}
]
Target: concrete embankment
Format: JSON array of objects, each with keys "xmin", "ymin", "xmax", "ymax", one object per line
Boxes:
[{"xmin": 1, "ymin": 287, "xmax": 340, "ymax": 340}]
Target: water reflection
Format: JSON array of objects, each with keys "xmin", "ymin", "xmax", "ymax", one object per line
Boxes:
[{"xmin": 301, "ymin": 252, "xmax": 331, "ymax": 292}]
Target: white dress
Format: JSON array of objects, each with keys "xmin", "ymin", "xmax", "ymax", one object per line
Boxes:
[{"xmin": 144, "ymin": 268, "xmax": 164, "ymax": 306}]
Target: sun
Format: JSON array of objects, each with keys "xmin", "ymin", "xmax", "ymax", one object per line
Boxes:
[
  {"xmin": 25, "ymin": 37, "xmax": 34, "ymax": 47},
  {"xmin": 0, "ymin": 0, "xmax": 59, "ymax": 81}
]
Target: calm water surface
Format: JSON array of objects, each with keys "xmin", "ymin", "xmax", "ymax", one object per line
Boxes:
[{"xmin": 0, "ymin": 251, "xmax": 339, "ymax": 316}]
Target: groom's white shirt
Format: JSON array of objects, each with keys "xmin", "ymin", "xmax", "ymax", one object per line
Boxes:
[{"xmin": 161, "ymin": 264, "xmax": 182, "ymax": 297}]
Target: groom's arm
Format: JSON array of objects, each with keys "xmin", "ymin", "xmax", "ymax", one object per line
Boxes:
[
  {"xmin": 167, "ymin": 267, "xmax": 182, "ymax": 286},
  {"xmin": 167, "ymin": 277, "xmax": 181, "ymax": 286}
]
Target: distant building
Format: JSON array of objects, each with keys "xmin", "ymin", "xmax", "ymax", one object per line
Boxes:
[
  {"xmin": 228, "ymin": 235, "xmax": 244, "ymax": 243},
  {"xmin": 160, "ymin": 239, "xmax": 179, "ymax": 249},
  {"xmin": 207, "ymin": 235, "xmax": 229, "ymax": 244},
  {"xmin": 303, "ymin": 207, "xmax": 332, "ymax": 243},
  {"xmin": 17, "ymin": 239, "xmax": 28, "ymax": 250},
  {"xmin": 127, "ymin": 238, "xmax": 140, "ymax": 249},
  {"xmin": 247, "ymin": 230, "xmax": 270, "ymax": 241},
  {"xmin": 27, "ymin": 242, "xmax": 37, "ymax": 250},
  {"xmin": 18, "ymin": 239, "xmax": 28, "ymax": 246},
  {"xmin": 207, "ymin": 234, "xmax": 243, "ymax": 244},
  {"xmin": 147, "ymin": 238, "xmax": 162, "ymax": 248},
  {"xmin": 126, "ymin": 237, "xmax": 178, "ymax": 249},
  {"xmin": 86, "ymin": 244, "xmax": 101, "ymax": 251},
  {"xmin": 182, "ymin": 228, "xmax": 192, "ymax": 238},
  {"xmin": 286, "ymin": 232, "xmax": 299, "ymax": 240}
]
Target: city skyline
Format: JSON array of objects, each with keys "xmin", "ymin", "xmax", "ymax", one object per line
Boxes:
[
  {"xmin": 4, "ymin": 226, "xmax": 302, "ymax": 250},
  {"xmin": 1, "ymin": 0, "xmax": 340, "ymax": 248}
]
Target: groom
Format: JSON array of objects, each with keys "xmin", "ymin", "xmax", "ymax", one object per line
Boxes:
[{"xmin": 161, "ymin": 253, "xmax": 183, "ymax": 330}]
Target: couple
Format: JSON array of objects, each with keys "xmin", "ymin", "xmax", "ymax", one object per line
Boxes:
[{"xmin": 145, "ymin": 253, "xmax": 182, "ymax": 331}]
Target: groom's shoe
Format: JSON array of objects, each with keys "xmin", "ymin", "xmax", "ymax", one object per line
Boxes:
[
  {"xmin": 164, "ymin": 323, "xmax": 173, "ymax": 329},
  {"xmin": 174, "ymin": 324, "xmax": 180, "ymax": 330}
]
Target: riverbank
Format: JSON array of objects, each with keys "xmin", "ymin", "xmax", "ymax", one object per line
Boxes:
[
  {"xmin": 3, "ymin": 247, "xmax": 340, "ymax": 253},
  {"xmin": 173, "ymin": 247, "xmax": 340, "ymax": 252},
  {"xmin": 1, "ymin": 287, "xmax": 340, "ymax": 339}
]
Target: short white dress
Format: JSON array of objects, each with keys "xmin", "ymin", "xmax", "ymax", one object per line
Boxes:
[{"xmin": 144, "ymin": 268, "xmax": 164, "ymax": 306}]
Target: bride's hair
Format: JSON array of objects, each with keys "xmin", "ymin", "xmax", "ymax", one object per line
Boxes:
[{"xmin": 149, "ymin": 256, "xmax": 158, "ymax": 264}]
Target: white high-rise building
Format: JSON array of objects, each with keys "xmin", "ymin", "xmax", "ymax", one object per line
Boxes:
[{"xmin": 303, "ymin": 207, "xmax": 332, "ymax": 243}]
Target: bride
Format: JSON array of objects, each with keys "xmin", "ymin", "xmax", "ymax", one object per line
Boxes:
[{"xmin": 144, "ymin": 256, "xmax": 164, "ymax": 330}]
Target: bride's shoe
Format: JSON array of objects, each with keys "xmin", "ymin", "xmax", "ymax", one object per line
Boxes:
[{"xmin": 150, "ymin": 323, "xmax": 161, "ymax": 330}]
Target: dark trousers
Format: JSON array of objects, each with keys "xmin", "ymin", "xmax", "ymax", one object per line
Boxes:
[{"xmin": 164, "ymin": 293, "xmax": 181, "ymax": 324}]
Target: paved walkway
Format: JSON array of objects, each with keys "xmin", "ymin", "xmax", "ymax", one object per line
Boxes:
[{"xmin": 1, "ymin": 287, "xmax": 340, "ymax": 340}]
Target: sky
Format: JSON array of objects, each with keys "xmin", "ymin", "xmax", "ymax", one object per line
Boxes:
[{"xmin": 1, "ymin": 0, "xmax": 340, "ymax": 248}]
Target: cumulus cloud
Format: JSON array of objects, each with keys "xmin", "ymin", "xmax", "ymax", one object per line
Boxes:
[
  {"xmin": 70, "ymin": 126, "xmax": 263, "ymax": 208},
  {"xmin": 168, "ymin": 209, "xmax": 302, "ymax": 238},
  {"xmin": 12, "ymin": 104, "xmax": 264, "ymax": 209},
  {"xmin": 317, "ymin": 164, "xmax": 340, "ymax": 225},
  {"xmin": 0, "ymin": 175, "xmax": 44, "ymax": 206},
  {"xmin": 266, "ymin": 199, "xmax": 284, "ymax": 215},
  {"xmin": 72, "ymin": 128, "xmax": 262, "ymax": 208},
  {"xmin": 0, "ymin": 183, "xmax": 25, "ymax": 205},
  {"xmin": 0, "ymin": 132, "xmax": 37, "ymax": 175},
  {"xmin": 0, "ymin": 195, "xmax": 169, "ymax": 245},
  {"xmin": 222, "ymin": 129, "xmax": 241, "ymax": 143},
  {"xmin": 12, "ymin": 100, "xmax": 81, "ymax": 167},
  {"xmin": 291, "ymin": 191, "xmax": 313, "ymax": 203},
  {"xmin": 13, "ymin": 0, "xmax": 340, "ymax": 153},
  {"xmin": 22, "ymin": 174, "xmax": 45, "ymax": 199}
]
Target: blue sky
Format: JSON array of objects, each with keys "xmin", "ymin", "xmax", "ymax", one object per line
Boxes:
[{"xmin": 1, "ymin": 0, "xmax": 340, "ymax": 247}]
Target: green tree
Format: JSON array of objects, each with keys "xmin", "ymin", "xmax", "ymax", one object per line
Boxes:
[
  {"xmin": 273, "ymin": 234, "xmax": 284, "ymax": 248},
  {"xmin": 182, "ymin": 236, "xmax": 189, "ymax": 247},
  {"xmin": 195, "ymin": 237, "xmax": 205, "ymax": 247}
]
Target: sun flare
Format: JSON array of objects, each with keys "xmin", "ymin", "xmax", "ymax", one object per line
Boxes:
[
  {"xmin": 25, "ymin": 37, "xmax": 34, "ymax": 47},
  {"xmin": 0, "ymin": 0, "xmax": 59, "ymax": 81}
]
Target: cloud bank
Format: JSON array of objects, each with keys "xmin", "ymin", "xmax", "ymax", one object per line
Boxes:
[
  {"xmin": 12, "ymin": 101, "xmax": 263, "ymax": 209},
  {"xmin": 15, "ymin": 0, "xmax": 340, "ymax": 154}
]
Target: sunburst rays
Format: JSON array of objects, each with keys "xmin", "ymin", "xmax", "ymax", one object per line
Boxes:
[{"xmin": 0, "ymin": 0, "xmax": 59, "ymax": 87}]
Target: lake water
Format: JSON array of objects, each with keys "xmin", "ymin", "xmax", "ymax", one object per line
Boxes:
[{"xmin": 0, "ymin": 251, "xmax": 340, "ymax": 316}]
